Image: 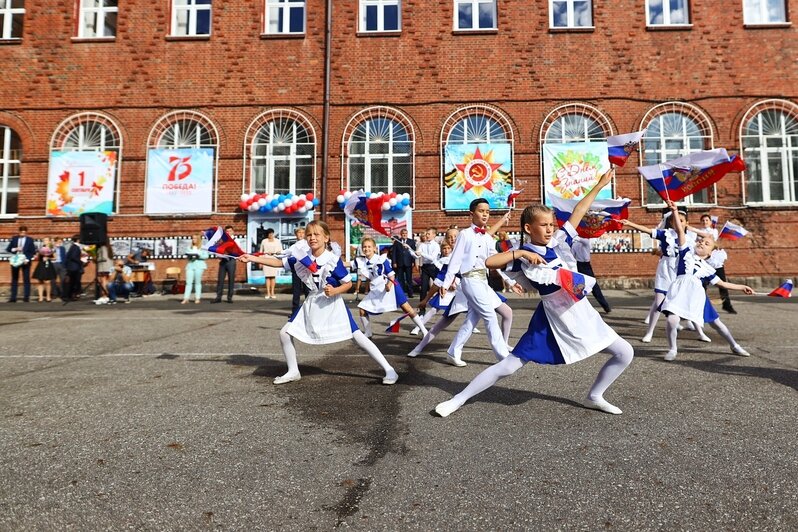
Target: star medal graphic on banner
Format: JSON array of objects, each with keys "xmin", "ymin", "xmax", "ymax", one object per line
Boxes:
[{"xmin": 454, "ymin": 147, "xmax": 504, "ymax": 194}]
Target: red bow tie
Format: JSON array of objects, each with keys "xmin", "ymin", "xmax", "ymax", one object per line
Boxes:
[{"xmin": 474, "ymin": 227, "xmax": 486, "ymax": 234}]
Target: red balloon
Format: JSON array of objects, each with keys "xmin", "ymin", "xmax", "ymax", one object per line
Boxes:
[
  {"xmin": 296, "ymin": 199, "xmax": 305, "ymax": 207},
  {"xmin": 239, "ymin": 201, "xmax": 248, "ymax": 210},
  {"xmin": 305, "ymin": 193, "xmax": 314, "ymax": 201}
]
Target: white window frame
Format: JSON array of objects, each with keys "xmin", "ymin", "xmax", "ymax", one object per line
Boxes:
[
  {"xmin": 740, "ymin": 101, "xmax": 798, "ymax": 205},
  {"xmin": 265, "ymin": 0, "xmax": 306, "ymax": 35},
  {"xmin": 639, "ymin": 104, "xmax": 715, "ymax": 207},
  {"xmin": 248, "ymin": 115, "xmax": 316, "ymax": 196},
  {"xmin": 743, "ymin": 0, "xmax": 788, "ymax": 24},
  {"xmin": 549, "ymin": 0, "xmax": 594, "ymax": 29},
  {"xmin": 171, "ymin": 0, "xmax": 212, "ymax": 37},
  {"xmin": 645, "ymin": 0, "xmax": 691, "ymax": 26},
  {"xmin": 77, "ymin": 0, "xmax": 118, "ymax": 39},
  {"xmin": 360, "ymin": 0, "xmax": 401, "ymax": 32},
  {"xmin": 0, "ymin": 0, "xmax": 24, "ymax": 40},
  {"xmin": 453, "ymin": 0, "xmax": 497, "ymax": 30},
  {"xmin": 0, "ymin": 126, "xmax": 20, "ymax": 217}
]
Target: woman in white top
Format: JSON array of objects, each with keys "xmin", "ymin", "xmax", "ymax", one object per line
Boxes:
[{"xmin": 259, "ymin": 228, "xmax": 283, "ymax": 299}]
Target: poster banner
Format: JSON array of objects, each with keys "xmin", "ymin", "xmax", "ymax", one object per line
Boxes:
[
  {"xmin": 46, "ymin": 151, "xmax": 117, "ymax": 216},
  {"xmin": 346, "ymin": 208, "xmax": 412, "ymax": 261},
  {"xmin": 245, "ymin": 212, "xmax": 314, "ymax": 285},
  {"xmin": 542, "ymin": 142, "xmax": 612, "ymax": 204},
  {"xmin": 145, "ymin": 148, "xmax": 215, "ymax": 214},
  {"xmin": 443, "ymin": 143, "xmax": 513, "ymax": 210}
]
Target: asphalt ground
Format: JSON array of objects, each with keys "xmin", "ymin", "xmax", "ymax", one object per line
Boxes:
[{"xmin": 0, "ymin": 289, "xmax": 796, "ymax": 531}]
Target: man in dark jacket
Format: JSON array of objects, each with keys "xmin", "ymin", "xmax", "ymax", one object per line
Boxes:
[
  {"xmin": 6, "ymin": 225, "xmax": 36, "ymax": 302},
  {"xmin": 62, "ymin": 234, "xmax": 84, "ymax": 303},
  {"xmin": 390, "ymin": 228, "xmax": 416, "ymax": 298}
]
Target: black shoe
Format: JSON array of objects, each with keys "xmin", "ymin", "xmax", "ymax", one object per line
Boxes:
[
  {"xmin": 225, "ymin": 299, "xmax": 233, "ymax": 304},
  {"xmin": 7, "ymin": 299, "xmax": 16, "ymax": 303},
  {"xmin": 210, "ymin": 299, "xmax": 222, "ymax": 304},
  {"xmin": 22, "ymin": 298, "xmax": 29, "ymax": 302},
  {"xmin": 603, "ymin": 306, "xmax": 612, "ymax": 314},
  {"xmin": 723, "ymin": 305, "xmax": 737, "ymax": 314}
]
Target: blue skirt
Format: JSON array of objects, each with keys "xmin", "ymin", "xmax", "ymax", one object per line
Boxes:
[
  {"xmin": 703, "ymin": 296, "xmax": 719, "ymax": 323},
  {"xmin": 511, "ymin": 302, "xmax": 566, "ymax": 365}
]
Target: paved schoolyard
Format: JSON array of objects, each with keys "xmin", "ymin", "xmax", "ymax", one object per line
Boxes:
[{"xmin": 0, "ymin": 290, "xmax": 796, "ymax": 530}]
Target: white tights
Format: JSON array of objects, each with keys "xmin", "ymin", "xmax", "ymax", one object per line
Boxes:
[
  {"xmin": 448, "ymin": 303, "xmax": 513, "ymax": 359},
  {"xmin": 444, "ymin": 337, "xmax": 634, "ymax": 411},
  {"xmin": 665, "ymin": 314, "xmax": 738, "ymax": 354},
  {"xmin": 643, "ymin": 292, "xmax": 666, "ymax": 338},
  {"xmin": 278, "ymin": 323, "xmax": 395, "ymax": 379}
]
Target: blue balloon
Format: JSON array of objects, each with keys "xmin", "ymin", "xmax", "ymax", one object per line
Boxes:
[
  {"xmin": 365, "ymin": 191, "xmax": 371, "ymax": 197},
  {"xmin": 312, "ymin": 198, "xmax": 320, "ymax": 207},
  {"xmin": 402, "ymin": 197, "xmax": 410, "ymax": 205}
]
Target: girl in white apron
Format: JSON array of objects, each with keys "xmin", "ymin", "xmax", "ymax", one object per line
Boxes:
[
  {"xmin": 239, "ymin": 221, "xmax": 398, "ymax": 386},
  {"xmin": 435, "ymin": 169, "xmax": 635, "ymax": 417}
]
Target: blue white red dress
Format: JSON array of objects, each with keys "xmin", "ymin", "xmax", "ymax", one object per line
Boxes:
[
  {"xmin": 505, "ymin": 222, "xmax": 620, "ymax": 365},
  {"xmin": 652, "ymin": 228, "xmax": 696, "ymax": 294},
  {"xmin": 283, "ymin": 249, "xmax": 359, "ymax": 344},
  {"xmin": 660, "ymin": 244, "xmax": 721, "ymax": 326},
  {"xmin": 356, "ymin": 254, "xmax": 410, "ymax": 314}
]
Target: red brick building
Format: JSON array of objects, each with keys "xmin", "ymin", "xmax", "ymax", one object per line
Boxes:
[{"xmin": 1, "ymin": 0, "xmax": 796, "ymax": 287}]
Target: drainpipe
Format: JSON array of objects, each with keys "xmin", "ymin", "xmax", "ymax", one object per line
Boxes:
[{"xmin": 320, "ymin": 0, "xmax": 333, "ymax": 222}]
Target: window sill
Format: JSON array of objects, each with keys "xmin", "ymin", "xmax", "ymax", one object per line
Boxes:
[
  {"xmin": 452, "ymin": 29, "xmax": 498, "ymax": 36},
  {"xmin": 260, "ymin": 32, "xmax": 305, "ymax": 40},
  {"xmin": 0, "ymin": 39, "xmax": 22, "ymax": 45},
  {"xmin": 165, "ymin": 35, "xmax": 211, "ymax": 42},
  {"xmin": 644, "ymin": 202, "xmax": 718, "ymax": 210},
  {"xmin": 646, "ymin": 24, "xmax": 693, "ymax": 31},
  {"xmin": 147, "ymin": 213, "xmax": 214, "ymax": 220},
  {"xmin": 745, "ymin": 202, "xmax": 798, "ymax": 209},
  {"xmin": 0, "ymin": 214, "xmax": 19, "ymax": 220},
  {"xmin": 743, "ymin": 22, "xmax": 791, "ymax": 29},
  {"xmin": 71, "ymin": 37, "xmax": 116, "ymax": 43},
  {"xmin": 356, "ymin": 30, "xmax": 402, "ymax": 38},
  {"xmin": 548, "ymin": 26, "xmax": 595, "ymax": 33}
]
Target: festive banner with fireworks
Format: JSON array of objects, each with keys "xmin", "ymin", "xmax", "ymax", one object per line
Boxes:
[
  {"xmin": 443, "ymin": 143, "xmax": 513, "ymax": 210},
  {"xmin": 145, "ymin": 148, "xmax": 215, "ymax": 214},
  {"xmin": 542, "ymin": 142, "xmax": 612, "ymax": 205},
  {"xmin": 46, "ymin": 151, "xmax": 117, "ymax": 216}
]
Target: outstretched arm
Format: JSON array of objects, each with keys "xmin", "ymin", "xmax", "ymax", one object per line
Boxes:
[
  {"xmin": 567, "ymin": 168, "xmax": 614, "ymax": 228},
  {"xmin": 487, "ymin": 211, "xmax": 512, "ymax": 237},
  {"xmin": 667, "ymin": 200, "xmax": 686, "ymax": 247},
  {"xmin": 485, "ymin": 249, "xmax": 546, "ymax": 269},
  {"xmin": 238, "ymin": 253, "xmax": 283, "ymax": 268},
  {"xmin": 716, "ymin": 280, "xmax": 755, "ymax": 294},
  {"xmin": 620, "ymin": 219, "xmax": 654, "ymax": 234}
]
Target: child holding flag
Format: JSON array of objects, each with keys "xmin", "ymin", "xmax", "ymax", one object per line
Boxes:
[
  {"xmin": 239, "ymin": 221, "xmax": 398, "ymax": 386},
  {"xmin": 352, "ymin": 236, "xmax": 428, "ymax": 337},
  {"xmin": 657, "ymin": 201, "xmax": 754, "ymax": 361},
  {"xmin": 435, "ymin": 169, "xmax": 635, "ymax": 417}
]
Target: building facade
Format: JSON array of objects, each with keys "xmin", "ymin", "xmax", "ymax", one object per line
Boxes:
[{"xmin": 1, "ymin": 0, "xmax": 796, "ymax": 285}]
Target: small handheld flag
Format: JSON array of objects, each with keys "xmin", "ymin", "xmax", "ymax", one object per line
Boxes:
[
  {"xmin": 718, "ymin": 221, "xmax": 749, "ymax": 241},
  {"xmin": 607, "ymin": 131, "xmax": 644, "ymax": 167},
  {"xmin": 710, "ymin": 215, "xmax": 718, "ymax": 228},
  {"xmin": 385, "ymin": 313, "xmax": 411, "ymax": 333},
  {"xmin": 550, "ymin": 196, "xmax": 631, "ymax": 238},
  {"xmin": 639, "ymin": 149, "xmax": 746, "ymax": 202},
  {"xmin": 202, "ymin": 226, "xmax": 246, "ymax": 257},
  {"xmin": 507, "ymin": 189, "xmax": 523, "ymax": 207},
  {"xmin": 343, "ymin": 191, "xmax": 391, "ymax": 238},
  {"xmin": 556, "ymin": 268, "xmax": 596, "ymax": 302},
  {"xmin": 767, "ymin": 279, "xmax": 793, "ymax": 298}
]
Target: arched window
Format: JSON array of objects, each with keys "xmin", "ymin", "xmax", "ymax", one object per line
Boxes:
[
  {"xmin": 0, "ymin": 125, "xmax": 21, "ymax": 216},
  {"xmin": 741, "ymin": 100, "xmax": 798, "ymax": 204},
  {"xmin": 49, "ymin": 113, "xmax": 122, "ymax": 216},
  {"xmin": 343, "ymin": 107, "xmax": 414, "ymax": 197},
  {"xmin": 146, "ymin": 111, "xmax": 219, "ymax": 214},
  {"xmin": 441, "ymin": 105, "xmax": 514, "ymax": 210},
  {"xmin": 246, "ymin": 109, "xmax": 315, "ymax": 195},
  {"xmin": 640, "ymin": 103, "xmax": 714, "ymax": 205},
  {"xmin": 541, "ymin": 103, "xmax": 610, "ymax": 144}
]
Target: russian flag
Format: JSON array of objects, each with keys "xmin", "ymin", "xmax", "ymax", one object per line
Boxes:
[
  {"xmin": 550, "ymin": 196, "xmax": 631, "ymax": 238},
  {"xmin": 556, "ymin": 268, "xmax": 596, "ymax": 302},
  {"xmin": 607, "ymin": 131, "xmax": 645, "ymax": 167},
  {"xmin": 385, "ymin": 313, "xmax": 410, "ymax": 333},
  {"xmin": 203, "ymin": 226, "xmax": 246, "ymax": 257},
  {"xmin": 507, "ymin": 189, "xmax": 523, "ymax": 207},
  {"xmin": 286, "ymin": 240, "xmax": 318, "ymax": 273},
  {"xmin": 639, "ymin": 149, "xmax": 746, "ymax": 202},
  {"xmin": 767, "ymin": 279, "xmax": 792, "ymax": 298},
  {"xmin": 710, "ymin": 215, "xmax": 718, "ymax": 228},
  {"xmin": 718, "ymin": 221, "xmax": 749, "ymax": 241},
  {"xmin": 344, "ymin": 191, "xmax": 391, "ymax": 237}
]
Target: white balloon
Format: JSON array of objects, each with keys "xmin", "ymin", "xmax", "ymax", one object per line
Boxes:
[
  {"xmin": 403, "ymin": 205, "xmax": 411, "ymax": 212},
  {"xmin": 382, "ymin": 202, "xmax": 390, "ymax": 211},
  {"xmin": 278, "ymin": 203, "xmax": 286, "ymax": 211},
  {"xmin": 284, "ymin": 199, "xmax": 293, "ymax": 207},
  {"xmin": 389, "ymin": 198, "xmax": 397, "ymax": 207},
  {"xmin": 343, "ymin": 191, "xmax": 352, "ymax": 199},
  {"xmin": 249, "ymin": 204, "xmax": 258, "ymax": 212},
  {"xmin": 240, "ymin": 193, "xmax": 249, "ymax": 202},
  {"xmin": 298, "ymin": 207, "xmax": 307, "ymax": 214},
  {"xmin": 258, "ymin": 198, "xmax": 267, "ymax": 206},
  {"xmin": 336, "ymin": 194, "xmax": 345, "ymax": 203}
]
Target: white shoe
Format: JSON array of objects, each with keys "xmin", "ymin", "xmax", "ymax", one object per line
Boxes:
[
  {"xmin": 472, "ymin": 328, "xmax": 480, "ymax": 334},
  {"xmin": 684, "ymin": 322, "xmax": 696, "ymax": 331},
  {"xmin": 446, "ymin": 355, "xmax": 467, "ymax": 367},
  {"xmin": 435, "ymin": 399, "xmax": 461, "ymax": 418},
  {"xmin": 382, "ymin": 370, "xmax": 399, "ymax": 385},
  {"xmin": 641, "ymin": 334, "xmax": 652, "ymax": 343},
  {"xmin": 273, "ymin": 372, "xmax": 301, "ymax": 385},
  {"xmin": 731, "ymin": 345, "xmax": 751, "ymax": 357},
  {"xmin": 643, "ymin": 317, "xmax": 650, "ymax": 325},
  {"xmin": 676, "ymin": 324, "xmax": 685, "ymax": 331},
  {"xmin": 410, "ymin": 327, "xmax": 420, "ymax": 335},
  {"xmin": 407, "ymin": 347, "xmax": 421, "ymax": 358},
  {"xmin": 697, "ymin": 333, "xmax": 712, "ymax": 343},
  {"xmin": 664, "ymin": 350, "xmax": 677, "ymax": 361},
  {"xmin": 583, "ymin": 398, "xmax": 623, "ymax": 415}
]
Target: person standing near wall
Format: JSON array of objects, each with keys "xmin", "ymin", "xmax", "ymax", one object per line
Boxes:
[{"xmin": 211, "ymin": 225, "xmax": 237, "ymax": 304}]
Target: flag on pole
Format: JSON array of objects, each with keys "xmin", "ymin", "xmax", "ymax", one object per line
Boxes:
[
  {"xmin": 639, "ymin": 149, "xmax": 746, "ymax": 202},
  {"xmin": 385, "ymin": 312, "xmax": 411, "ymax": 333},
  {"xmin": 507, "ymin": 189, "xmax": 523, "ymax": 207},
  {"xmin": 550, "ymin": 196, "xmax": 631, "ymax": 238},
  {"xmin": 710, "ymin": 215, "xmax": 718, "ymax": 228},
  {"xmin": 718, "ymin": 221, "xmax": 749, "ymax": 241},
  {"xmin": 556, "ymin": 268, "xmax": 596, "ymax": 302},
  {"xmin": 607, "ymin": 131, "xmax": 645, "ymax": 167},
  {"xmin": 343, "ymin": 191, "xmax": 391, "ymax": 237},
  {"xmin": 202, "ymin": 226, "xmax": 246, "ymax": 257},
  {"xmin": 767, "ymin": 279, "xmax": 793, "ymax": 298}
]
